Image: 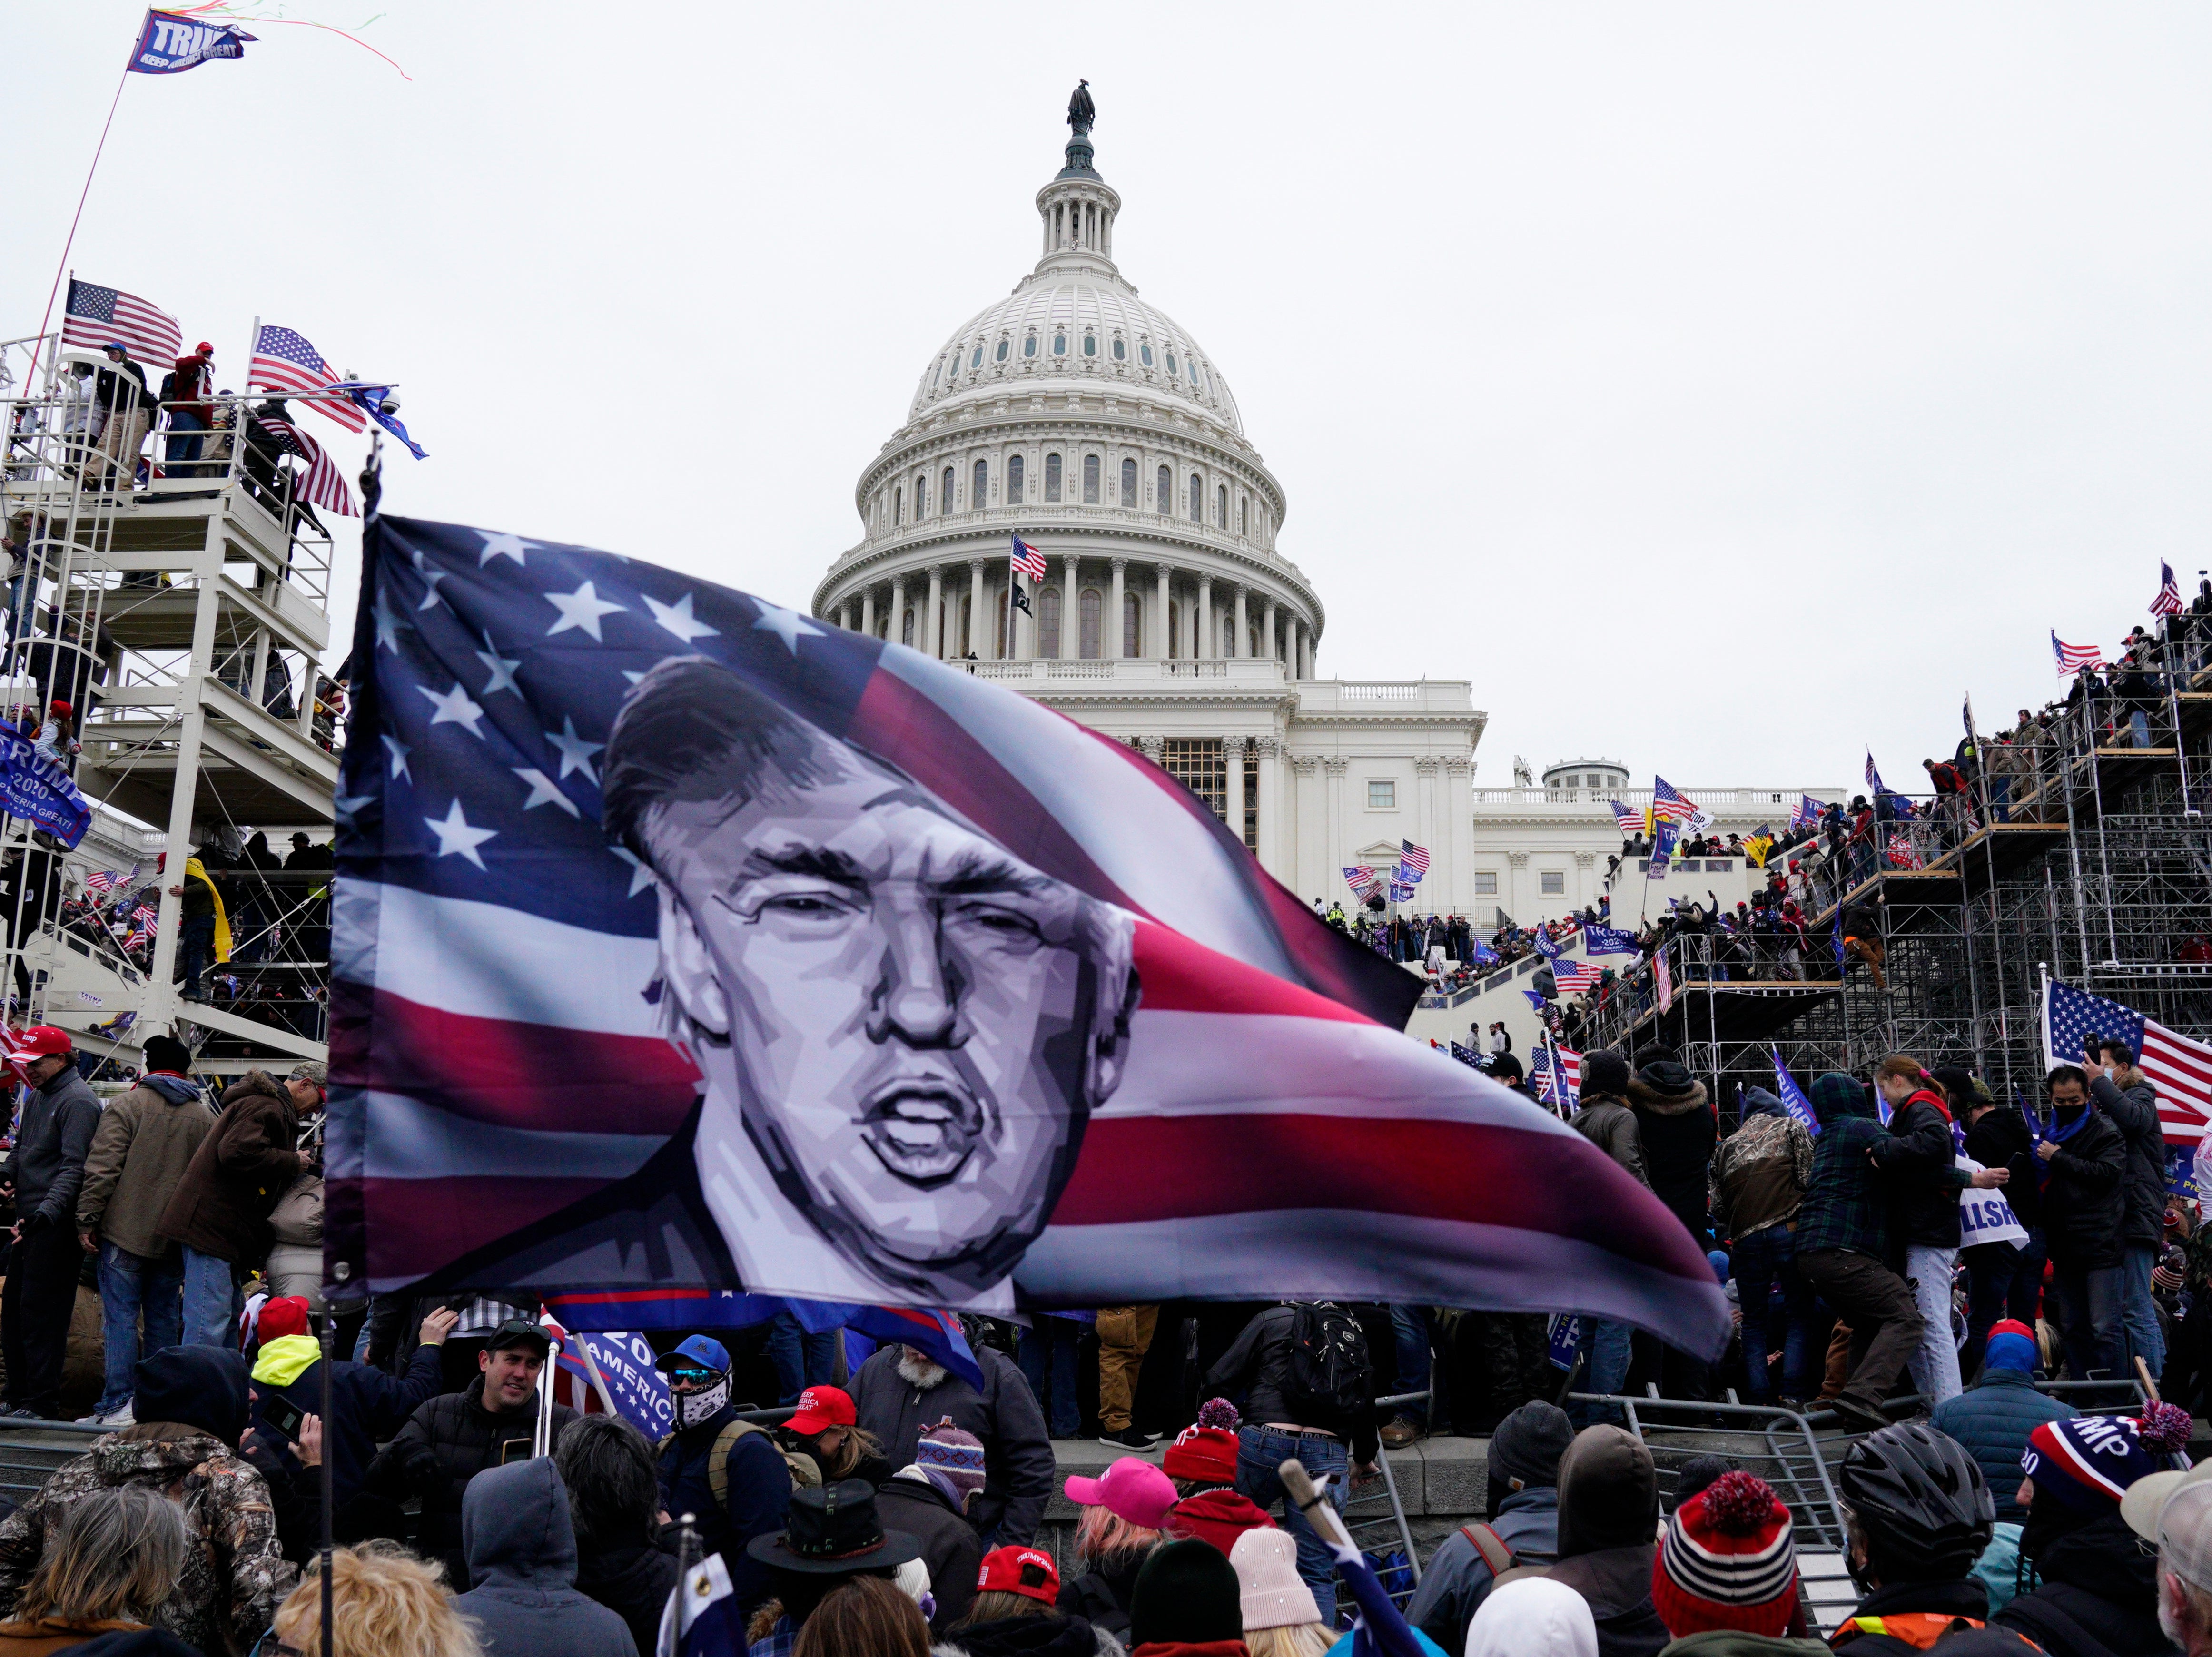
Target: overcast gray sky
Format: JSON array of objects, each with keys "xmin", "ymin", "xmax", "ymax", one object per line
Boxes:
[{"xmin": 7, "ymin": 4, "xmax": 2206, "ymax": 794}]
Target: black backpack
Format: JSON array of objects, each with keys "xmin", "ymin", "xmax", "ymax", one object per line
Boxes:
[{"xmin": 1283, "ymin": 1302, "xmax": 1371, "ymax": 1422}]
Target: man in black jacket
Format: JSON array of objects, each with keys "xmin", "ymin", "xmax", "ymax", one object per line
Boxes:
[
  {"xmin": 2090, "ymin": 1039, "xmax": 2169, "ymax": 1385},
  {"xmin": 2039, "ymin": 1066, "xmax": 2130, "ymax": 1380},
  {"xmin": 362, "ymin": 1317, "xmax": 576, "ymax": 1588},
  {"xmin": 1960, "ymin": 1086, "xmax": 2045, "ymax": 1378}
]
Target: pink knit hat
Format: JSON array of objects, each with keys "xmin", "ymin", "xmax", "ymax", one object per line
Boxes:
[{"xmin": 1063, "ymin": 1456, "xmax": 1176, "ymax": 1530}]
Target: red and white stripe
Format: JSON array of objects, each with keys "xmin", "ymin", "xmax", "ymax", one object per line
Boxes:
[
  {"xmin": 1400, "ymin": 841, "xmax": 1431, "ymax": 876},
  {"xmin": 2143, "ymin": 1021, "xmax": 2212, "ymax": 1145},
  {"xmin": 2054, "ymin": 634, "xmax": 2103, "ymax": 676},
  {"xmin": 1011, "ymin": 536, "xmax": 1049, "ymax": 581},
  {"xmin": 261, "ymin": 418, "xmax": 358, "ymax": 518},
  {"xmin": 59, "ymin": 284, "xmax": 180, "ymax": 367}
]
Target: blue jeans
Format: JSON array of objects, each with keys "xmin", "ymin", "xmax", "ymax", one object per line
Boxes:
[
  {"xmin": 1571, "ymin": 1318, "xmax": 1634, "ymax": 1426},
  {"xmin": 1732, "ymin": 1223, "xmax": 1817, "ymax": 1402},
  {"xmin": 95, "ymin": 1241, "xmax": 183, "ymax": 1414},
  {"xmin": 181, "ymin": 1245, "xmax": 234, "ymax": 1347},
  {"xmin": 762, "ymin": 1310, "xmax": 839, "ymax": 1407},
  {"xmin": 1235, "ymin": 1427, "xmax": 1349, "ymax": 1627},
  {"xmin": 2123, "ymin": 1243, "xmax": 2167, "ymax": 1378},
  {"xmin": 164, "ymin": 411, "xmax": 205, "ymax": 473},
  {"xmin": 1017, "ymin": 1321, "xmax": 1082, "ymax": 1439},
  {"xmin": 179, "ymin": 916, "xmax": 216, "ymax": 999}
]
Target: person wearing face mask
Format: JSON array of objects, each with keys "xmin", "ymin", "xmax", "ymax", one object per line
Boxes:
[{"xmin": 655, "ymin": 1335, "xmax": 795, "ymax": 1612}]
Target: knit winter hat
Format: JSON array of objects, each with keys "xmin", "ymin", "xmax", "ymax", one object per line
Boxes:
[
  {"xmin": 1984, "ymin": 1319, "xmax": 2038, "ymax": 1374},
  {"xmin": 2022, "ymin": 1406, "xmax": 2193, "ymax": 1514},
  {"xmin": 1581, "ymin": 1049, "xmax": 1631, "ymax": 1099},
  {"xmin": 1229, "ymin": 1527, "xmax": 1319, "ymax": 1632},
  {"xmin": 1651, "ymin": 1470, "xmax": 1798, "ymax": 1638},
  {"xmin": 914, "ymin": 1416, "xmax": 987, "ymax": 1509},
  {"xmin": 1489, "ymin": 1401, "xmax": 1573, "ymax": 1490},
  {"xmin": 1129, "ymin": 1538, "xmax": 1243, "ymax": 1648},
  {"xmin": 1164, "ymin": 1397, "xmax": 1242, "ymax": 1485}
]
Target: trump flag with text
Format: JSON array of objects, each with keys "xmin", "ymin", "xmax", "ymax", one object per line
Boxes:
[{"xmin": 328, "ymin": 513, "xmax": 1727, "ymax": 1355}]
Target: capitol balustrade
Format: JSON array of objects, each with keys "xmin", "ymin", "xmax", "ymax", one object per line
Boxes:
[
  {"xmin": 1471, "ymin": 785, "xmax": 1829, "ymax": 812},
  {"xmin": 961, "ymin": 656, "xmax": 1285, "ymax": 686},
  {"xmin": 829, "ymin": 503, "xmax": 1298, "ymax": 577}
]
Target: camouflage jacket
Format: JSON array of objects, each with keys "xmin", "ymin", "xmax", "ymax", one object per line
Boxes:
[{"xmin": 0, "ymin": 1427, "xmax": 297, "ymax": 1655}]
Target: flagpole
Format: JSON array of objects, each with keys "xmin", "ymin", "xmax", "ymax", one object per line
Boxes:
[{"xmin": 34, "ymin": 61, "xmax": 132, "ymax": 386}]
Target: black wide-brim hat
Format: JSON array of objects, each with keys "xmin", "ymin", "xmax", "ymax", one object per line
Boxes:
[{"xmin": 745, "ymin": 1477, "xmax": 924, "ymax": 1575}]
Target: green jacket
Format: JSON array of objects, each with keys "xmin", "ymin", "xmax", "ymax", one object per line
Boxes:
[{"xmin": 77, "ymin": 1075, "xmax": 216, "ymax": 1258}]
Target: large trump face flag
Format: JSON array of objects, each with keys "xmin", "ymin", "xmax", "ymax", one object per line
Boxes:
[{"xmin": 328, "ymin": 514, "xmax": 1727, "ymax": 1354}]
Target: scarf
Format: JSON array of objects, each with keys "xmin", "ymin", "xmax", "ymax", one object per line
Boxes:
[{"xmin": 182, "ymin": 857, "xmax": 233, "ymax": 961}]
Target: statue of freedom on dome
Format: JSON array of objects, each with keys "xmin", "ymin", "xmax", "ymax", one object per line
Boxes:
[{"xmin": 1067, "ymin": 79, "xmax": 1095, "ymax": 135}]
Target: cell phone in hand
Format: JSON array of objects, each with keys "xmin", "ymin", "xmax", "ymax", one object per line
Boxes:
[{"xmin": 260, "ymin": 1395, "xmax": 306, "ymax": 1444}]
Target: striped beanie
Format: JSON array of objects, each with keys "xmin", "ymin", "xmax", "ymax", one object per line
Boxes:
[
  {"xmin": 2022, "ymin": 1406, "xmax": 2192, "ymax": 1514},
  {"xmin": 914, "ymin": 1416, "xmax": 988, "ymax": 1509},
  {"xmin": 1651, "ymin": 1471, "xmax": 1797, "ymax": 1638}
]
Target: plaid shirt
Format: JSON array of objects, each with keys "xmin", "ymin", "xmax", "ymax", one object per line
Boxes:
[{"xmin": 1792, "ymin": 1114, "xmax": 1892, "ymax": 1261}]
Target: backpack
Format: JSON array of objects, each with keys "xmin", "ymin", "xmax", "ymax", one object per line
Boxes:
[
  {"xmin": 659, "ymin": 1419, "xmax": 822, "ymax": 1511},
  {"xmin": 1282, "ymin": 1302, "xmax": 1371, "ymax": 1423},
  {"xmin": 1459, "ymin": 1522, "xmax": 1514, "ymax": 1578}
]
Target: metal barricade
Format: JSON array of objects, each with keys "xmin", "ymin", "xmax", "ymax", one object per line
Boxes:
[{"xmin": 1336, "ymin": 1389, "xmax": 1426, "ymax": 1608}]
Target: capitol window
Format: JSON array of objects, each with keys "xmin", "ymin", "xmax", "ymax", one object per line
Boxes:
[
  {"xmin": 1239, "ymin": 497, "xmax": 1248, "ymax": 536},
  {"xmin": 1009, "ymin": 453, "xmax": 1025, "ymax": 500},
  {"xmin": 894, "ymin": 487, "xmax": 903, "ymax": 526},
  {"xmin": 1078, "ymin": 588, "xmax": 1102, "ymax": 658},
  {"xmin": 971, "ymin": 344, "xmax": 983, "ymax": 369},
  {"xmin": 1123, "ymin": 591, "xmax": 1141, "ymax": 656},
  {"xmin": 1165, "ymin": 349, "xmax": 1178, "ymax": 375},
  {"xmin": 973, "ymin": 458, "xmax": 988, "ymax": 508},
  {"xmin": 942, "ymin": 466, "xmax": 955, "ymax": 513},
  {"xmin": 1053, "ymin": 332, "xmax": 1067, "ymax": 356},
  {"xmin": 996, "ymin": 339, "xmax": 1009, "ymax": 363},
  {"xmin": 1215, "ymin": 485, "xmax": 1227, "ymax": 528},
  {"xmin": 1156, "ymin": 464, "xmax": 1170, "ymax": 515},
  {"xmin": 1187, "ymin": 473, "xmax": 1203, "ymax": 521},
  {"xmin": 1121, "ymin": 456, "xmax": 1136, "ymax": 503},
  {"xmin": 1475, "ymin": 872, "xmax": 1498, "ymax": 896},
  {"xmin": 1039, "ymin": 586, "xmax": 1062, "ymax": 658},
  {"xmin": 1083, "ymin": 332, "xmax": 1096, "ymax": 357},
  {"xmin": 1368, "ymin": 780, "xmax": 1396, "ymax": 809},
  {"xmin": 1188, "ymin": 357, "xmax": 1199, "ymax": 385},
  {"xmin": 1045, "ymin": 453, "xmax": 1063, "ymax": 502},
  {"xmin": 1024, "ymin": 335, "xmax": 1037, "ymax": 358},
  {"xmin": 915, "ymin": 475, "xmax": 927, "ymax": 516},
  {"xmin": 1083, "ymin": 454, "xmax": 1099, "ymax": 503},
  {"xmin": 1112, "ymin": 336, "xmax": 1126, "ymax": 361},
  {"xmin": 1540, "ymin": 872, "xmax": 1566, "ymax": 897},
  {"xmin": 1140, "ymin": 342, "xmax": 1154, "ymax": 367}
]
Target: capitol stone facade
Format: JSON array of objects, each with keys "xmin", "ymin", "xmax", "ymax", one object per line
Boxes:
[{"xmin": 812, "ymin": 99, "xmax": 1484, "ymax": 910}]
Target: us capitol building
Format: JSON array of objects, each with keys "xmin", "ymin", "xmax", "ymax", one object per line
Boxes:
[{"xmin": 811, "ymin": 88, "xmax": 1486, "ymax": 909}]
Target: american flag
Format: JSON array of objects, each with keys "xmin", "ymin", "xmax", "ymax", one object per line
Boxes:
[
  {"xmin": 59, "ymin": 279, "xmax": 180, "ymax": 367},
  {"xmin": 2044, "ymin": 979, "xmax": 2212, "ymax": 1144},
  {"xmin": 1655, "ymin": 947, "xmax": 1674, "ymax": 1012},
  {"xmin": 1865, "ymin": 751, "xmax": 1886, "ymax": 792},
  {"xmin": 125, "ymin": 904, "xmax": 158, "ymax": 949},
  {"xmin": 1343, "ymin": 865, "xmax": 1378, "ymax": 899},
  {"xmin": 325, "ymin": 512, "xmax": 1729, "ymax": 1361},
  {"xmin": 259, "ymin": 415, "xmax": 359, "ymax": 518},
  {"xmin": 1652, "ymin": 775, "xmax": 1698, "ymax": 823},
  {"xmin": 2153, "ymin": 562, "xmax": 2185, "ymax": 619},
  {"xmin": 247, "ymin": 325, "xmax": 366, "ymax": 432},
  {"xmin": 2053, "ymin": 631, "xmax": 2103, "ymax": 676},
  {"xmin": 1009, "ymin": 535, "xmax": 1047, "ymax": 582},
  {"xmin": 1399, "ymin": 839, "xmax": 1430, "ymax": 877},
  {"xmin": 1552, "ymin": 958, "xmax": 1603, "ymax": 994},
  {"xmin": 1610, "ymin": 799, "xmax": 1643, "ymax": 834},
  {"xmin": 1528, "ymin": 1043, "xmax": 1582, "ymax": 1110},
  {"xmin": 1885, "ymin": 831, "xmax": 1923, "ymax": 869},
  {"xmin": 83, "ymin": 869, "xmax": 126, "ymax": 895}
]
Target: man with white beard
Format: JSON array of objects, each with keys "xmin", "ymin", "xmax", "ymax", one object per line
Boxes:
[{"xmin": 850, "ymin": 1339, "xmax": 1054, "ymax": 1549}]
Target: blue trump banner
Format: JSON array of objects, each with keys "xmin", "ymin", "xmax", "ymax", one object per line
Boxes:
[
  {"xmin": 0, "ymin": 724, "xmax": 91, "ymax": 848},
  {"xmin": 555, "ymin": 1330, "xmax": 675, "ymax": 1439},
  {"xmin": 1770, "ymin": 1049, "xmax": 1820, "ymax": 1138},
  {"xmin": 130, "ymin": 10, "xmax": 255, "ymax": 73},
  {"xmin": 1582, "ymin": 925, "xmax": 1637, "ymax": 956}
]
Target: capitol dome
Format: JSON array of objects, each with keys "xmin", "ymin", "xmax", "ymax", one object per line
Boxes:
[{"xmin": 813, "ymin": 93, "xmax": 1319, "ymax": 676}]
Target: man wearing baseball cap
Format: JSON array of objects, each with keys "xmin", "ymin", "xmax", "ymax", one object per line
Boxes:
[
  {"xmin": 0, "ymin": 1027, "xmax": 98, "ymax": 1419},
  {"xmin": 653, "ymin": 1335, "xmax": 792, "ymax": 1610},
  {"xmin": 2122, "ymin": 1461, "xmax": 2212, "ymax": 1653}
]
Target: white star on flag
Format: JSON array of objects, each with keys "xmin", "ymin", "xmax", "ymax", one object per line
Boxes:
[
  {"xmin": 372, "ymin": 590, "xmax": 407, "ymax": 654},
  {"xmin": 645, "ymin": 592, "xmax": 720, "ymax": 644},
  {"xmin": 381, "ymin": 734, "xmax": 412, "ymax": 780},
  {"xmin": 425, "ymin": 799, "xmax": 497, "ymax": 869},
  {"xmin": 475, "ymin": 637, "xmax": 523, "ymax": 698},
  {"xmin": 477, "ymin": 530, "xmax": 536, "ymax": 568},
  {"xmin": 544, "ymin": 580, "xmax": 626, "ymax": 641},
  {"xmin": 545, "ymin": 715, "xmax": 605, "ymax": 783},
  {"xmin": 610, "ymin": 845, "xmax": 656, "ymax": 897},
  {"xmin": 513, "ymin": 768, "xmax": 580, "ymax": 818},
  {"xmin": 333, "ymin": 791, "xmax": 375, "ymax": 825},
  {"xmin": 410, "ymin": 549, "xmax": 451, "ymax": 611},
  {"xmin": 752, "ymin": 600, "xmax": 822, "ymax": 653},
  {"xmin": 417, "ymin": 682, "xmax": 487, "ymax": 738}
]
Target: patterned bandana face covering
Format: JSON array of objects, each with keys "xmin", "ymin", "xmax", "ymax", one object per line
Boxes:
[{"xmin": 676, "ymin": 1372, "xmax": 731, "ymax": 1429}]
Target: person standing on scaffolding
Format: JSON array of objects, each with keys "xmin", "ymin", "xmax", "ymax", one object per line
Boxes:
[
  {"xmin": 91, "ymin": 343, "xmax": 150, "ymax": 492},
  {"xmin": 159, "ymin": 341, "xmax": 215, "ymax": 479}
]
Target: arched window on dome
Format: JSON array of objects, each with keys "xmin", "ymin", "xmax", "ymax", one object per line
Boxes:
[
  {"xmin": 894, "ymin": 487, "xmax": 903, "ymax": 527},
  {"xmin": 1044, "ymin": 453, "xmax": 1063, "ymax": 503},
  {"xmin": 1140, "ymin": 342, "xmax": 1154, "ymax": 367},
  {"xmin": 1156, "ymin": 464, "xmax": 1170, "ymax": 515},
  {"xmin": 1188, "ymin": 356, "xmax": 1200, "ymax": 385},
  {"xmin": 1078, "ymin": 588, "xmax": 1102, "ymax": 659},
  {"xmin": 1112, "ymin": 336, "xmax": 1126, "ymax": 361},
  {"xmin": 970, "ymin": 344, "xmax": 983, "ymax": 369},
  {"xmin": 1008, "ymin": 453, "xmax": 1025, "ymax": 501},
  {"xmin": 1165, "ymin": 348, "xmax": 1178, "ymax": 375},
  {"xmin": 1123, "ymin": 591, "xmax": 1141, "ymax": 658},
  {"xmin": 1083, "ymin": 332, "xmax": 1097, "ymax": 357},
  {"xmin": 1083, "ymin": 454, "xmax": 1099, "ymax": 503},
  {"xmin": 973, "ymin": 458, "xmax": 988, "ymax": 510},
  {"xmin": 1038, "ymin": 586, "xmax": 1062, "ymax": 660},
  {"xmin": 1240, "ymin": 497, "xmax": 1249, "ymax": 537},
  {"xmin": 901, "ymin": 606, "xmax": 915, "ymax": 647},
  {"xmin": 1216, "ymin": 485, "xmax": 1228, "ymax": 528},
  {"xmin": 1024, "ymin": 334, "xmax": 1037, "ymax": 359},
  {"xmin": 1221, "ymin": 614, "xmax": 1236, "ymax": 657},
  {"xmin": 942, "ymin": 467, "xmax": 955, "ymax": 515},
  {"xmin": 1166, "ymin": 598, "xmax": 1180, "ymax": 658},
  {"xmin": 1120, "ymin": 457, "xmax": 1136, "ymax": 505},
  {"xmin": 995, "ymin": 339, "xmax": 1009, "ymax": 363},
  {"xmin": 1053, "ymin": 332, "xmax": 1067, "ymax": 356},
  {"xmin": 1188, "ymin": 473, "xmax": 1203, "ymax": 522}
]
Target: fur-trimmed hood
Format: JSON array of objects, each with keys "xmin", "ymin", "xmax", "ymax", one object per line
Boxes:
[{"xmin": 1628, "ymin": 1070, "xmax": 1709, "ymax": 1116}]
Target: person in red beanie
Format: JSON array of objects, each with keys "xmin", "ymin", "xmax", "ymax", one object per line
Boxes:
[
  {"xmin": 1652, "ymin": 1470, "xmax": 1810, "ymax": 1644},
  {"xmin": 1161, "ymin": 1400, "xmax": 1274, "ymax": 1558}
]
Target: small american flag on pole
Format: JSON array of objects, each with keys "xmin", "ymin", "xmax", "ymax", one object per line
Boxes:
[
  {"xmin": 2153, "ymin": 562, "xmax": 2185, "ymax": 619},
  {"xmin": 60, "ymin": 279, "xmax": 180, "ymax": 367},
  {"xmin": 2053, "ymin": 631, "xmax": 2103, "ymax": 676},
  {"xmin": 247, "ymin": 325, "xmax": 367, "ymax": 432},
  {"xmin": 259, "ymin": 415, "xmax": 359, "ymax": 519},
  {"xmin": 125, "ymin": 904, "xmax": 158, "ymax": 949},
  {"xmin": 1553, "ymin": 958, "xmax": 1604, "ymax": 993},
  {"xmin": 1399, "ymin": 839, "xmax": 1430, "ymax": 877},
  {"xmin": 82, "ymin": 866, "xmax": 134, "ymax": 895},
  {"xmin": 1652, "ymin": 775, "xmax": 1698, "ymax": 823},
  {"xmin": 1610, "ymin": 799, "xmax": 1642, "ymax": 834},
  {"xmin": 1009, "ymin": 535, "xmax": 1048, "ymax": 582},
  {"xmin": 2044, "ymin": 977, "xmax": 2212, "ymax": 1145}
]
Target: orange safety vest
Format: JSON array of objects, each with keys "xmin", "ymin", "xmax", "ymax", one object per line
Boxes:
[{"xmin": 1831, "ymin": 1612, "xmax": 2041, "ymax": 1650}]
